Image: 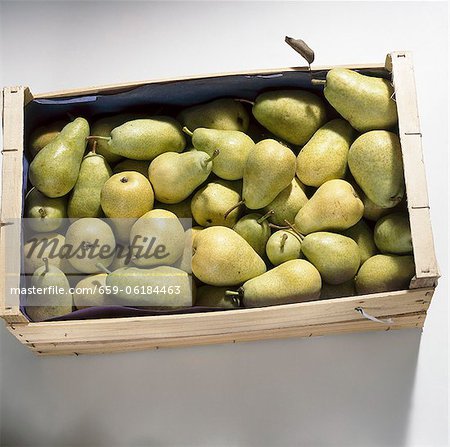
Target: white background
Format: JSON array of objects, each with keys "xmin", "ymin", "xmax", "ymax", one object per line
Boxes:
[{"xmin": 0, "ymin": 1, "xmax": 448, "ymax": 446}]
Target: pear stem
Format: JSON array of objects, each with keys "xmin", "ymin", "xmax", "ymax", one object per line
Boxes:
[
  {"xmin": 224, "ymin": 199, "xmax": 245, "ymax": 220},
  {"xmin": 280, "ymin": 233, "xmax": 288, "ymax": 250},
  {"xmin": 96, "ymin": 263, "xmax": 112, "ymax": 274},
  {"xmin": 43, "ymin": 258, "xmax": 49, "ymax": 274},
  {"xmin": 311, "ymin": 79, "xmax": 327, "ymax": 86},
  {"xmin": 257, "ymin": 209, "xmax": 274, "ymax": 224},
  {"xmin": 91, "ymin": 140, "xmax": 97, "ymax": 154},
  {"xmin": 86, "ymin": 136, "xmax": 111, "ymax": 142},
  {"xmin": 225, "ymin": 290, "xmax": 241, "ymax": 297},
  {"xmin": 235, "ymin": 98, "xmax": 255, "ymax": 106},
  {"xmin": 283, "ymin": 220, "xmax": 304, "ymax": 240},
  {"xmin": 268, "ymin": 223, "xmax": 290, "ymax": 230},
  {"xmin": 38, "ymin": 208, "xmax": 46, "ymax": 218},
  {"xmin": 182, "ymin": 127, "xmax": 194, "ymax": 137}
]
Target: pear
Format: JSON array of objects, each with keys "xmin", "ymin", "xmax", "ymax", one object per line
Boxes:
[
  {"xmin": 149, "ymin": 150, "xmax": 217, "ymax": 204},
  {"xmin": 233, "ymin": 211, "xmax": 272, "ymax": 257},
  {"xmin": 178, "ymin": 99, "xmax": 249, "ymax": 132},
  {"xmin": 25, "ymin": 187, "xmax": 67, "ymax": 233},
  {"xmin": 301, "ymin": 232, "xmax": 360, "ymax": 285},
  {"xmin": 29, "ymin": 118, "xmax": 89, "ymax": 198},
  {"xmin": 110, "ymin": 244, "xmax": 134, "ymax": 271},
  {"xmin": 229, "ymin": 259, "xmax": 321, "ymax": 308},
  {"xmin": 348, "ymin": 131, "xmax": 404, "ymax": 208},
  {"xmin": 323, "ymin": 68, "xmax": 398, "ymax": 132},
  {"xmin": 68, "ymin": 146, "xmax": 112, "ymax": 218},
  {"xmin": 355, "ymin": 254, "xmax": 415, "ymax": 294},
  {"xmin": 342, "ymin": 219, "xmax": 378, "ymax": 264},
  {"xmin": 173, "ymin": 228, "xmax": 195, "ymax": 273},
  {"xmin": 262, "ymin": 178, "xmax": 308, "ymax": 226},
  {"xmin": 23, "ymin": 232, "xmax": 67, "ymax": 274},
  {"xmin": 106, "ymin": 266, "xmax": 193, "ymax": 307},
  {"xmin": 155, "ymin": 197, "xmax": 195, "ymax": 228},
  {"xmin": 374, "ymin": 212, "xmax": 412, "ymax": 254},
  {"xmin": 113, "ymin": 159, "xmax": 150, "ymax": 177},
  {"xmin": 91, "ymin": 117, "xmax": 185, "ymax": 161},
  {"xmin": 73, "ymin": 273, "xmax": 112, "ymax": 309},
  {"xmin": 101, "ymin": 172, "xmax": 154, "ymax": 218},
  {"xmin": 130, "ymin": 209, "xmax": 185, "ymax": 267},
  {"xmin": 192, "ymin": 226, "xmax": 266, "ymax": 286},
  {"xmin": 266, "ymin": 230, "xmax": 302, "ymax": 266},
  {"xmin": 64, "ymin": 218, "xmax": 116, "ymax": 273},
  {"xmin": 28, "ymin": 120, "xmax": 67, "ymax": 159},
  {"xmin": 186, "ymin": 127, "xmax": 255, "ymax": 180},
  {"xmin": 110, "ymin": 218, "xmax": 137, "ymax": 244},
  {"xmin": 191, "ymin": 180, "xmax": 242, "ymax": 228},
  {"xmin": 25, "ymin": 260, "xmax": 73, "ymax": 322},
  {"xmin": 294, "ymin": 179, "xmax": 364, "ymax": 234},
  {"xmin": 296, "ymin": 119, "xmax": 354, "ymax": 187},
  {"xmin": 243, "ymin": 139, "xmax": 296, "ymax": 209},
  {"xmin": 195, "ymin": 286, "xmax": 240, "ymax": 308},
  {"xmin": 320, "ymin": 280, "xmax": 356, "ymax": 300},
  {"xmin": 252, "ymin": 90, "xmax": 327, "ymax": 145},
  {"xmin": 361, "ymin": 189, "xmax": 394, "ymax": 221}
]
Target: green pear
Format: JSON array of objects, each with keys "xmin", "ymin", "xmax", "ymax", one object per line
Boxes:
[
  {"xmin": 233, "ymin": 212, "xmax": 272, "ymax": 257},
  {"xmin": 296, "ymin": 119, "xmax": 354, "ymax": 187},
  {"xmin": 323, "ymin": 68, "xmax": 398, "ymax": 132},
  {"xmin": 64, "ymin": 218, "xmax": 116, "ymax": 273},
  {"xmin": 192, "ymin": 226, "xmax": 266, "ymax": 286},
  {"xmin": 355, "ymin": 254, "xmax": 415, "ymax": 294},
  {"xmin": 342, "ymin": 220, "xmax": 378, "ymax": 264},
  {"xmin": 73, "ymin": 273, "xmax": 112, "ymax": 309},
  {"xmin": 243, "ymin": 139, "xmax": 296, "ymax": 209},
  {"xmin": 28, "ymin": 120, "xmax": 67, "ymax": 159},
  {"xmin": 348, "ymin": 131, "xmax": 404, "ymax": 208},
  {"xmin": 195, "ymin": 286, "xmax": 240, "ymax": 308},
  {"xmin": 252, "ymin": 90, "xmax": 327, "ymax": 145},
  {"xmin": 155, "ymin": 197, "xmax": 195, "ymax": 228},
  {"xmin": 68, "ymin": 147, "xmax": 112, "ymax": 218},
  {"xmin": 229, "ymin": 259, "xmax": 321, "ymax": 308},
  {"xmin": 266, "ymin": 230, "xmax": 302, "ymax": 266},
  {"xmin": 294, "ymin": 179, "xmax": 364, "ymax": 234},
  {"xmin": 110, "ymin": 244, "xmax": 134, "ymax": 271},
  {"xmin": 262, "ymin": 178, "xmax": 308, "ymax": 226},
  {"xmin": 92, "ymin": 117, "xmax": 185, "ymax": 161},
  {"xmin": 320, "ymin": 280, "xmax": 356, "ymax": 300},
  {"xmin": 149, "ymin": 150, "xmax": 217, "ymax": 204},
  {"xmin": 361, "ymin": 188, "xmax": 394, "ymax": 221},
  {"xmin": 186, "ymin": 127, "xmax": 255, "ymax": 180},
  {"xmin": 178, "ymin": 99, "xmax": 249, "ymax": 132},
  {"xmin": 301, "ymin": 232, "xmax": 360, "ymax": 285},
  {"xmin": 101, "ymin": 172, "xmax": 154, "ymax": 218},
  {"xmin": 26, "ymin": 260, "xmax": 73, "ymax": 322},
  {"xmin": 130, "ymin": 209, "xmax": 185, "ymax": 267},
  {"xmin": 374, "ymin": 212, "xmax": 412, "ymax": 254},
  {"xmin": 191, "ymin": 180, "xmax": 242, "ymax": 228},
  {"xmin": 110, "ymin": 218, "xmax": 137, "ymax": 244},
  {"xmin": 23, "ymin": 232, "xmax": 67, "ymax": 274},
  {"xmin": 25, "ymin": 187, "xmax": 67, "ymax": 233},
  {"xmin": 113, "ymin": 159, "xmax": 150, "ymax": 177},
  {"xmin": 29, "ymin": 118, "xmax": 89, "ymax": 198},
  {"xmin": 106, "ymin": 266, "xmax": 193, "ymax": 307}
]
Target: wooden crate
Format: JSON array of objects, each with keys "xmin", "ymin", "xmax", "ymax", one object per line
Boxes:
[{"xmin": 0, "ymin": 52, "xmax": 439, "ymax": 356}]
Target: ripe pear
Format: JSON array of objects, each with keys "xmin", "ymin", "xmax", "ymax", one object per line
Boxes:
[
  {"xmin": 65, "ymin": 218, "xmax": 116, "ymax": 273},
  {"xmin": 348, "ymin": 131, "xmax": 404, "ymax": 208},
  {"xmin": 266, "ymin": 230, "xmax": 302, "ymax": 266},
  {"xmin": 262, "ymin": 178, "xmax": 308, "ymax": 226},
  {"xmin": 191, "ymin": 180, "xmax": 242, "ymax": 228},
  {"xmin": 28, "ymin": 120, "xmax": 67, "ymax": 159},
  {"xmin": 29, "ymin": 117, "xmax": 89, "ymax": 198},
  {"xmin": 302, "ymin": 232, "xmax": 360, "ymax": 285},
  {"xmin": 68, "ymin": 147, "xmax": 112, "ymax": 218},
  {"xmin": 93, "ymin": 117, "xmax": 185, "ymax": 161},
  {"xmin": 233, "ymin": 212, "xmax": 272, "ymax": 257},
  {"xmin": 342, "ymin": 219, "xmax": 378, "ymax": 264},
  {"xmin": 294, "ymin": 179, "xmax": 364, "ymax": 234},
  {"xmin": 186, "ymin": 127, "xmax": 255, "ymax": 180},
  {"xmin": 178, "ymin": 99, "xmax": 249, "ymax": 132},
  {"xmin": 106, "ymin": 266, "xmax": 193, "ymax": 307},
  {"xmin": 101, "ymin": 172, "xmax": 154, "ymax": 218},
  {"xmin": 296, "ymin": 119, "xmax": 354, "ymax": 187},
  {"xmin": 323, "ymin": 68, "xmax": 398, "ymax": 132},
  {"xmin": 230, "ymin": 259, "xmax": 321, "ymax": 308},
  {"xmin": 361, "ymin": 188, "xmax": 394, "ymax": 221},
  {"xmin": 26, "ymin": 260, "xmax": 73, "ymax": 322},
  {"xmin": 149, "ymin": 150, "xmax": 217, "ymax": 204},
  {"xmin": 243, "ymin": 139, "xmax": 296, "ymax": 209},
  {"xmin": 130, "ymin": 209, "xmax": 185, "ymax": 267},
  {"xmin": 113, "ymin": 159, "xmax": 150, "ymax": 177},
  {"xmin": 355, "ymin": 254, "xmax": 415, "ymax": 294},
  {"xmin": 320, "ymin": 280, "xmax": 356, "ymax": 300},
  {"xmin": 192, "ymin": 226, "xmax": 266, "ymax": 286},
  {"xmin": 25, "ymin": 187, "xmax": 67, "ymax": 233},
  {"xmin": 73, "ymin": 273, "xmax": 112, "ymax": 309},
  {"xmin": 195, "ymin": 286, "xmax": 240, "ymax": 308},
  {"xmin": 374, "ymin": 212, "xmax": 412, "ymax": 254},
  {"xmin": 252, "ymin": 90, "xmax": 327, "ymax": 145}
]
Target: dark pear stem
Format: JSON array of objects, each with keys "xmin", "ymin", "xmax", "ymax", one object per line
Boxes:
[
  {"xmin": 38, "ymin": 208, "xmax": 47, "ymax": 218},
  {"xmin": 43, "ymin": 257, "xmax": 49, "ymax": 274},
  {"xmin": 91, "ymin": 140, "xmax": 97, "ymax": 154},
  {"xmin": 280, "ymin": 233, "xmax": 288, "ymax": 250},
  {"xmin": 283, "ymin": 220, "xmax": 304, "ymax": 240},
  {"xmin": 235, "ymin": 98, "xmax": 255, "ymax": 106},
  {"xmin": 225, "ymin": 289, "xmax": 243, "ymax": 307},
  {"xmin": 96, "ymin": 263, "xmax": 112, "ymax": 274},
  {"xmin": 224, "ymin": 199, "xmax": 245, "ymax": 220},
  {"xmin": 120, "ymin": 177, "xmax": 128, "ymax": 183},
  {"xmin": 86, "ymin": 136, "xmax": 111, "ymax": 142},
  {"xmin": 257, "ymin": 209, "xmax": 274, "ymax": 224},
  {"xmin": 182, "ymin": 127, "xmax": 194, "ymax": 137},
  {"xmin": 268, "ymin": 223, "xmax": 290, "ymax": 230}
]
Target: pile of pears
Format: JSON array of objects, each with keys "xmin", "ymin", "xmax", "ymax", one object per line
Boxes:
[{"xmin": 23, "ymin": 67, "xmax": 415, "ymax": 322}]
